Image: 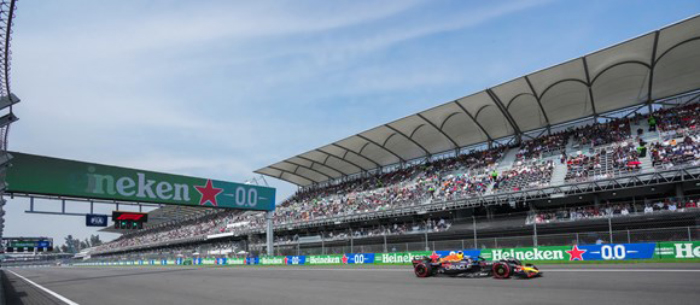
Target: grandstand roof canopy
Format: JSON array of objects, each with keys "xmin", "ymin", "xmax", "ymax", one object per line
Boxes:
[{"xmin": 256, "ymin": 15, "xmax": 700, "ymax": 187}]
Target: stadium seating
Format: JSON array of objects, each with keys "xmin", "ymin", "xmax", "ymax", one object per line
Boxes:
[
  {"xmin": 570, "ymin": 117, "xmax": 633, "ymax": 148},
  {"xmin": 93, "ymin": 103, "xmax": 700, "ymax": 254},
  {"xmin": 515, "ymin": 132, "xmax": 568, "ymax": 160},
  {"xmin": 651, "ymin": 135, "xmax": 699, "ymax": 169},
  {"xmin": 494, "ymin": 159, "xmax": 555, "ymax": 192},
  {"xmin": 565, "ymin": 141, "xmax": 643, "ymax": 182},
  {"xmin": 527, "ymin": 197, "xmax": 699, "ymax": 225}
]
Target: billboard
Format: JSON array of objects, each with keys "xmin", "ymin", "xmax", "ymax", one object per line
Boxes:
[
  {"xmin": 112, "ymin": 211, "xmax": 148, "ymax": 229},
  {"xmin": 481, "ymin": 244, "xmax": 657, "ymax": 261},
  {"xmin": 2, "ymin": 238, "xmax": 53, "ymax": 252},
  {"xmin": 656, "ymin": 241, "xmax": 700, "ymax": 259},
  {"xmin": 112, "ymin": 211, "xmax": 148, "ymax": 222},
  {"xmin": 86, "ymin": 241, "xmax": 700, "ymax": 267},
  {"xmin": 85, "ymin": 214, "xmax": 109, "ymax": 227},
  {"xmin": 6, "ymin": 152, "xmax": 276, "ymax": 211}
]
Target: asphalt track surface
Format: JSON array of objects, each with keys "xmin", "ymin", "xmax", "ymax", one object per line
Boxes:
[{"xmin": 3, "ymin": 264, "xmax": 700, "ymax": 305}]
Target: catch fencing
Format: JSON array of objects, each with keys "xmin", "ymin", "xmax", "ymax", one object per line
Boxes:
[{"xmin": 269, "ymin": 225, "xmax": 700, "ymax": 256}]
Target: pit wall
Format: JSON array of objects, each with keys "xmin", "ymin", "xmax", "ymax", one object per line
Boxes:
[{"xmin": 79, "ymin": 241, "xmax": 700, "ymax": 266}]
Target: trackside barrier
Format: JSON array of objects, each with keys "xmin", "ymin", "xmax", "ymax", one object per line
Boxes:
[{"xmin": 75, "ymin": 241, "xmax": 700, "ymax": 266}]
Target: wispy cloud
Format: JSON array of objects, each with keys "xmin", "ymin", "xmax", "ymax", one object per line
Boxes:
[{"xmin": 11, "ymin": 0, "xmax": 645, "ymax": 244}]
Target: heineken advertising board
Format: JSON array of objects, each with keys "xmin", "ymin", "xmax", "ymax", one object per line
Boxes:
[
  {"xmin": 6, "ymin": 152, "xmax": 276, "ymax": 211},
  {"xmin": 307, "ymin": 255, "xmax": 344, "ymax": 265},
  {"xmin": 481, "ymin": 243, "xmax": 657, "ymax": 261},
  {"xmin": 228, "ymin": 258, "xmax": 246, "ymax": 265},
  {"xmin": 656, "ymin": 241, "xmax": 700, "ymax": 259},
  {"xmin": 260, "ymin": 256, "xmax": 286, "ymax": 265},
  {"xmin": 80, "ymin": 241, "xmax": 700, "ymax": 267}
]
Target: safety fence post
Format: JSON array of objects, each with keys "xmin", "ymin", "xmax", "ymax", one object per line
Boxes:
[
  {"xmin": 472, "ymin": 216, "xmax": 478, "ymax": 249},
  {"xmin": 349, "ymin": 228, "xmax": 354, "ymax": 253},
  {"xmin": 424, "ymin": 231, "xmax": 429, "ymax": 251},
  {"xmin": 689, "ymin": 226, "xmax": 693, "ymax": 241},
  {"xmin": 627, "ymin": 229, "xmax": 631, "ymax": 244},
  {"xmin": 533, "ymin": 222, "xmax": 538, "ymax": 247},
  {"xmin": 383, "ymin": 235, "xmax": 387, "ymax": 253},
  {"xmin": 266, "ymin": 211, "xmax": 274, "ymax": 256}
]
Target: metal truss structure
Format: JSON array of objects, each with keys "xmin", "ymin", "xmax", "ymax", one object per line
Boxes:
[{"xmin": 0, "ymin": 0, "xmax": 18, "ymax": 241}]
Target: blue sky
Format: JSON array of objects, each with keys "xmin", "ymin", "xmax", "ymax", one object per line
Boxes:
[{"xmin": 4, "ymin": 0, "xmax": 699, "ymax": 244}]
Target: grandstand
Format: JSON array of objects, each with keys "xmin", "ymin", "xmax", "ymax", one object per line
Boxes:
[
  {"xmin": 99, "ymin": 205, "xmax": 216, "ymax": 234},
  {"xmin": 87, "ymin": 15, "xmax": 700, "ymax": 261}
]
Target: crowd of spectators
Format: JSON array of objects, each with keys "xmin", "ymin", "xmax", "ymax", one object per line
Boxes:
[
  {"xmin": 571, "ymin": 117, "xmax": 633, "ymax": 147},
  {"xmin": 655, "ymin": 103, "xmax": 699, "ymax": 133},
  {"xmin": 248, "ymin": 218, "xmax": 451, "ymax": 249},
  {"xmin": 609, "ymin": 143, "xmax": 643, "ymax": 171},
  {"xmin": 320, "ymin": 219, "xmax": 449, "ymax": 241},
  {"xmin": 643, "ymin": 198, "xmax": 699, "ymax": 213},
  {"xmin": 566, "ymin": 139, "xmax": 644, "ymax": 182},
  {"xmin": 271, "ymin": 147, "xmax": 507, "ymax": 225},
  {"xmin": 493, "ymin": 160, "xmax": 555, "ymax": 192},
  {"xmin": 93, "ymin": 103, "xmax": 699, "ymax": 254},
  {"xmin": 94, "ymin": 210, "xmax": 243, "ymax": 252},
  {"xmin": 527, "ymin": 197, "xmax": 699, "ymax": 225},
  {"xmin": 651, "ymin": 135, "xmax": 700, "ymax": 168},
  {"xmin": 516, "ymin": 132, "xmax": 568, "ymax": 160}
]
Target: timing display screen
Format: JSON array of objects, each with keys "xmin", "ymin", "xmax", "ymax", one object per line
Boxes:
[{"xmin": 112, "ymin": 211, "xmax": 148, "ymax": 222}]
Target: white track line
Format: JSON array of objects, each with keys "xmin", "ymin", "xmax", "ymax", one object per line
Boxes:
[
  {"xmin": 543, "ymin": 269, "xmax": 700, "ymax": 272},
  {"xmin": 6, "ymin": 269, "xmax": 80, "ymax": 305},
  {"xmin": 211, "ymin": 268, "xmax": 700, "ymax": 273}
]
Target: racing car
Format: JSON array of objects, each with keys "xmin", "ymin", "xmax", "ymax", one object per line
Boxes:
[{"xmin": 411, "ymin": 255, "xmax": 541, "ymax": 279}]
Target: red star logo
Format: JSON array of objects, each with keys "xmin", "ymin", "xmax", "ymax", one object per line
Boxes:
[
  {"xmin": 194, "ymin": 180, "xmax": 223, "ymax": 206},
  {"xmin": 284, "ymin": 257, "xmax": 289, "ymax": 265},
  {"xmin": 342, "ymin": 254, "xmax": 349, "ymax": 264},
  {"xmin": 429, "ymin": 251, "xmax": 441, "ymax": 263},
  {"xmin": 566, "ymin": 245, "xmax": 587, "ymax": 261}
]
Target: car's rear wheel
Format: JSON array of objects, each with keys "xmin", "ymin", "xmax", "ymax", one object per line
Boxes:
[
  {"xmin": 414, "ymin": 263, "xmax": 432, "ymax": 278},
  {"xmin": 492, "ymin": 262, "xmax": 511, "ymax": 279}
]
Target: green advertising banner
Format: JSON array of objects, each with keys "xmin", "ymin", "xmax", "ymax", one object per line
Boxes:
[
  {"xmin": 481, "ymin": 246, "xmax": 571, "ymax": 261},
  {"xmin": 375, "ymin": 252, "xmax": 431, "ymax": 264},
  {"xmin": 260, "ymin": 256, "xmax": 286, "ymax": 265},
  {"xmin": 306, "ymin": 255, "xmax": 344, "ymax": 265},
  {"xmin": 228, "ymin": 258, "xmax": 246, "ymax": 265},
  {"xmin": 656, "ymin": 241, "xmax": 700, "ymax": 259},
  {"xmin": 6, "ymin": 152, "xmax": 276, "ymax": 210},
  {"xmin": 203, "ymin": 258, "xmax": 216, "ymax": 265},
  {"xmin": 9, "ymin": 241, "xmax": 39, "ymax": 248}
]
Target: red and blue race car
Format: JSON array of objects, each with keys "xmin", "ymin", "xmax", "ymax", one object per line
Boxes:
[{"xmin": 411, "ymin": 255, "xmax": 541, "ymax": 279}]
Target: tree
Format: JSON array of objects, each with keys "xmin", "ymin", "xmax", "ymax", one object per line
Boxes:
[
  {"xmin": 63, "ymin": 235, "xmax": 82, "ymax": 253},
  {"xmin": 64, "ymin": 235, "xmax": 76, "ymax": 253},
  {"xmin": 61, "ymin": 234, "xmax": 103, "ymax": 252},
  {"xmin": 89, "ymin": 234, "xmax": 103, "ymax": 247}
]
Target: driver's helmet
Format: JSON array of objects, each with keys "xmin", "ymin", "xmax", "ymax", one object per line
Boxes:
[{"xmin": 457, "ymin": 251, "xmax": 464, "ymax": 260}]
